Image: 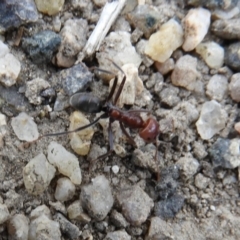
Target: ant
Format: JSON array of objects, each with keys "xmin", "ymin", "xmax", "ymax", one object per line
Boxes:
[{"xmin": 36, "ymin": 60, "xmax": 160, "ymax": 170}]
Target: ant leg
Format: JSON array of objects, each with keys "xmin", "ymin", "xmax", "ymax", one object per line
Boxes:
[
  {"xmin": 127, "ymin": 109, "xmax": 151, "ymax": 114},
  {"xmin": 89, "ymin": 118, "xmax": 114, "ymax": 170},
  {"xmin": 120, "ymin": 122, "xmax": 137, "ymax": 148},
  {"xmin": 154, "ymin": 136, "xmax": 161, "ymax": 181}
]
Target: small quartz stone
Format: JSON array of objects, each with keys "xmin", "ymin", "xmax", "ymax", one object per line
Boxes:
[
  {"xmin": 145, "ymin": 18, "xmax": 183, "ymax": 63},
  {"xmin": 224, "ymin": 42, "xmax": 240, "ymax": 71},
  {"xmin": 229, "ymin": 73, "xmax": 240, "ymax": 102},
  {"xmin": 96, "ymin": 31, "xmax": 142, "ymax": 81},
  {"xmin": 69, "ymin": 111, "xmax": 94, "ymax": 156},
  {"xmin": 11, "ymin": 112, "xmax": 39, "ymax": 142},
  {"xmin": 171, "ymin": 55, "xmax": 201, "ymax": 92},
  {"xmin": 209, "ymin": 138, "xmax": 240, "ymax": 169},
  {"xmin": 212, "ymin": 19, "xmax": 240, "ymax": 40},
  {"xmin": 0, "ymin": 40, "xmax": 21, "ymax": 87},
  {"xmin": 25, "ymin": 78, "xmax": 51, "ymax": 105},
  {"xmin": 109, "ymin": 63, "xmax": 143, "ymax": 107},
  {"xmin": 194, "ymin": 173, "xmax": 210, "ymax": 189},
  {"xmin": 30, "ymin": 205, "xmax": 51, "ymax": 220},
  {"xmin": 56, "ymin": 18, "xmax": 88, "ymax": 67},
  {"xmin": 55, "ymin": 177, "xmax": 76, "ymax": 202},
  {"xmin": 196, "ymin": 41, "xmax": 224, "ymax": 69},
  {"xmin": 80, "ymin": 175, "xmax": 114, "ymax": 221},
  {"xmin": 7, "ymin": 214, "xmax": 29, "ymax": 240},
  {"xmin": 206, "ymin": 74, "xmax": 228, "ymax": 101},
  {"xmin": 117, "ymin": 186, "xmax": 154, "ymax": 226},
  {"xmin": 35, "ymin": 0, "xmax": 65, "ymax": 15},
  {"xmin": 47, "ymin": 141, "xmax": 82, "ymax": 185},
  {"xmin": 23, "ymin": 153, "xmax": 56, "ymax": 195},
  {"xmin": 60, "ymin": 63, "xmax": 93, "ymax": 96},
  {"xmin": 182, "ymin": 8, "xmax": 211, "ymax": 51},
  {"xmin": 196, "ymin": 100, "xmax": 227, "ymax": 140},
  {"xmin": 0, "ymin": 203, "xmax": 9, "ymax": 224}
]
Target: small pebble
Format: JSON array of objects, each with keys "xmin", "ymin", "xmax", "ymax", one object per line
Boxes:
[
  {"xmin": 196, "ymin": 100, "xmax": 227, "ymax": 140},
  {"xmin": 22, "ymin": 30, "xmax": 61, "ymax": 64},
  {"xmin": 47, "ymin": 141, "xmax": 82, "ymax": 185},
  {"xmin": 234, "ymin": 122, "xmax": 240, "ymax": 134},
  {"xmin": 69, "ymin": 111, "xmax": 94, "ymax": 156},
  {"xmin": 60, "ymin": 63, "xmax": 93, "ymax": 96},
  {"xmin": 196, "ymin": 41, "xmax": 224, "ymax": 69},
  {"xmin": 224, "ymin": 42, "xmax": 240, "ymax": 71},
  {"xmin": 23, "ymin": 153, "xmax": 56, "ymax": 195},
  {"xmin": 110, "ymin": 210, "xmax": 129, "ymax": 228},
  {"xmin": 80, "ymin": 175, "xmax": 114, "ymax": 221},
  {"xmin": 55, "ymin": 177, "xmax": 76, "ymax": 202},
  {"xmin": 96, "ymin": 31, "xmax": 142, "ymax": 81},
  {"xmin": 0, "ymin": 203, "xmax": 9, "ymax": 224},
  {"xmin": 182, "ymin": 8, "xmax": 211, "ymax": 51},
  {"xmin": 212, "ymin": 7, "xmax": 240, "ymax": 20},
  {"xmin": 49, "ymin": 201, "xmax": 67, "ymax": 215},
  {"xmin": 104, "ymin": 230, "xmax": 131, "ymax": 240},
  {"xmin": 177, "ymin": 155, "xmax": 199, "ymax": 179},
  {"xmin": 209, "ymin": 138, "xmax": 240, "ymax": 169},
  {"xmin": 194, "ymin": 173, "xmax": 210, "ymax": 189},
  {"xmin": 145, "ymin": 18, "xmax": 183, "ymax": 63},
  {"xmin": 112, "ymin": 165, "xmax": 119, "ymax": 174},
  {"xmin": 206, "ymin": 74, "xmax": 228, "ymax": 101},
  {"xmin": 0, "ymin": 40, "xmax": 21, "ymax": 87},
  {"xmin": 35, "ymin": 0, "xmax": 65, "ymax": 15},
  {"xmin": 7, "ymin": 214, "xmax": 29, "ymax": 240},
  {"xmin": 56, "ymin": 18, "xmax": 88, "ymax": 67},
  {"xmin": 186, "ymin": 0, "xmax": 237, "ymax": 10},
  {"xmin": 155, "ymin": 58, "xmax": 175, "ymax": 75},
  {"xmin": 117, "ymin": 185, "xmax": 154, "ymax": 226},
  {"xmin": 229, "ymin": 73, "xmax": 240, "ymax": 102},
  {"xmin": 54, "ymin": 212, "xmax": 81, "ymax": 240},
  {"xmin": 30, "ymin": 205, "xmax": 51, "ymax": 220},
  {"xmin": 171, "ymin": 55, "xmax": 201, "ymax": 92},
  {"xmin": 212, "ymin": 19, "xmax": 240, "ymax": 40},
  {"xmin": 25, "ymin": 78, "xmax": 51, "ymax": 105},
  {"xmin": 11, "ymin": 112, "xmax": 39, "ymax": 141}
]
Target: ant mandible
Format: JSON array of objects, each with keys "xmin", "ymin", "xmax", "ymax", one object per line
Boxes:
[{"xmin": 38, "ymin": 60, "xmax": 160, "ymax": 166}]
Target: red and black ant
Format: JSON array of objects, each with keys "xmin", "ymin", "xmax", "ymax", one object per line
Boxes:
[{"xmin": 37, "ymin": 60, "xmax": 160, "ymax": 169}]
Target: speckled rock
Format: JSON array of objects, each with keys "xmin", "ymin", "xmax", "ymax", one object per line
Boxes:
[
  {"xmin": 22, "ymin": 30, "xmax": 61, "ymax": 64},
  {"xmin": 196, "ymin": 41, "xmax": 224, "ymax": 69},
  {"xmin": 117, "ymin": 186, "xmax": 154, "ymax": 226},
  {"xmin": 229, "ymin": 73, "xmax": 240, "ymax": 102},
  {"xmin": 11, "ymin": 112, "xmax": 39, "ymax": 142},
  {"xmin": 23, "ymin": 153, "xmax": 56, "ymax": 195},
  {"xmin": 7, "ymin": 214, "xmax": 29, "ymax": 240},
  {"xmin": 80, "ymin": 175, "xmax": 113, "ymax": 221},
  {"xmin": 126, "ymin": 4, "xmax": 162, "ymax": 38},
  {"xmin": 96, "ymin": 31, "xmax": 142, "ymax": 81},
  {"xmin": 212, "ymin": 18, "xmax": 240, "ymax": 40},
  {"xmin": 171, "ymin": 55, "xmax": 202, "ymax": 92},
  {"xmin": 35, "ymin": 0, "xmax": 64, "ymax": 15},
  {"xmin": 0, "ymin": 40, "xmax": 21, "ymax": 87},
  {"xmin": 56, "ymin": 18, "xmax": 88, "ymax": 67},
  {"xmin": 54, "ymin": 177, "xmax": 76, "ymax": 202},
  {"xmin": 145, "ymin": 18, "xmax": 183, "ymax": 63},
  {"xmin": 196, "ymin": 100, "xmax": 227, "ymax": 140},
  {"xmin": 182, "ymin": 8, "xmax": 211, "ymax": 51},
  {"xmin": 25, "ymin": 78, "xmax": 51, "ymax": 105},
  {"xmin": 47, "ymin": 141, "xmax": 82, "ymax": 185},
  {"xmin": 68, "ymin": 111, "xmax": 94, "ymax": 156},
  {"xmin": 60, "ymin": 63, "xmax": 93, "ymax": 96},
  {"xmin": 206, "ymin": 74, "xmax": 228, "ymax": 101},
  {"xmin": 224, "ymin": 42, "xmax": 240, "ymax": 71},
  {"xmin": 104, "ymin": 230, "xmax": 131, "ymax": 240},
  {"xmin": 209, "ymin": 138, "xmax": 240, "ymax": 169},
  {"xmin": 0, "ymin": 0, "xmax": 38, "ymax": 32}
]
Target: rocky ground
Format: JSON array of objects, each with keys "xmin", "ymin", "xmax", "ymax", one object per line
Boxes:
[{"xmin": 0, "ymin": 0, "xmax": 240, "ymax": 239}]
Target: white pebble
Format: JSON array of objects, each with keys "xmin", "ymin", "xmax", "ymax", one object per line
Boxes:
[
  {"xmin": 206, "ymin": 74, "xmax": 228, "ymax": 101},
  {"xmin": 11, "ymin": 112, "xmax": 39, "ymax": 142},
  {"xmin": 182, "ymin": 8, "xmax": 211, "ymax": 51},
  {"xmin": 145, "ymin": 18, "xmax": 183, "ymax": 63},
  {"xmin": 0, "ymin": 113, "xmax": 6, "ymax": 126},
  {"xmin": 55, "ymin": 177, "xmax": 76, "ymax": 202},
  {"xmin": 196, "ymin": 41, "xmax": 224, "ymax": 69},
  {"xmin": 112, "ymin": 165, "xmax": 119, "ymax": 174},
  {"xmin": 0, "ymin": 203, "xmax": 9, "ymax": 224},
  {"xmin": 23, "ymin": 153, "xmax": 56, "ymax": 195},
  {"xmin": 229, "ymin": 73, "xmax": 240, "ymax": 102},
  {"xmin": 69, "ymin": 111, "xmax": 94, "ymax": 156},
  {"xmin": 196, "ymin": 100, "xmax": 227, "ymax": 140},
  {"xmin": 47, "ymin": 141, "xmax": 82, "ymax": 185}
]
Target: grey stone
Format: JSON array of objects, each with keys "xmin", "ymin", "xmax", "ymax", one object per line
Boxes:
[
  {"xmin": 194, "ymin": 173, "xmax": 210, "ymax": 189},
  {"xmin": 110, "ymin": 210, "xmax": 129, "ymax": 228},
  {"xmin": 225, "ymin": 42, "xmax": 240, "ymax": 71},
  {"xmin": 104, "ymin": 230, "xmax": 131, "ymax": 240}
]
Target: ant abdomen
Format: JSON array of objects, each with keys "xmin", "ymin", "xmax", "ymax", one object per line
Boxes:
[
  {"xmin": 70, "ymin": 92, "xmax": 103, "ymax": 113},
  {"xmin": 139, "ymin": 118, "xmax": 160, "ymax": 143}
]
